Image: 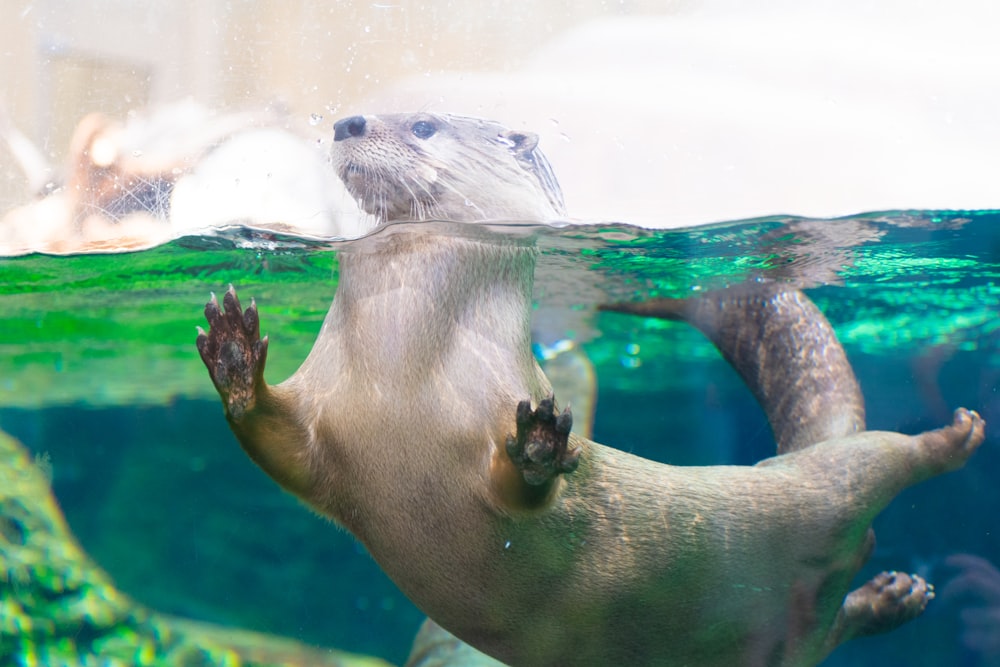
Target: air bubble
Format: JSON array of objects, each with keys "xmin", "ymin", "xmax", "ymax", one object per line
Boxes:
[{"xmin": 309, "ymin": 113, "xmax": 323, "ymax": 126}]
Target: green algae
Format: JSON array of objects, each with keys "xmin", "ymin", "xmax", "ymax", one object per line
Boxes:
[
  {"xmin": 2, "ymin": 212, "xmax": 999, "ymax": 406},
  {"xmin": 0, "ymin": 241, "xmax": 339, "ymax": 407}
]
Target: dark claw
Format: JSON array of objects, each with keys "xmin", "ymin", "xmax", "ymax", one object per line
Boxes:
[
  {"xmin": 555, "ymin": 409, "xmax": 572, "ymax": 436},
  {"xmin": 204, "ymin": 292, "xmax": 222, "ymax": 329},
  {"xmin": 243, "ymin": 298, "xmax": 260, "ymax": 336},
  {"xmin": 223, "ymin": 286, "xmax": 242, "ymax": 326}
]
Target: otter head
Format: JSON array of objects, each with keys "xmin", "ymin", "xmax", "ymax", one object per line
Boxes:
[{"xmin": 329, "ymin": 112, "xmax": 565, "ymax": 224}]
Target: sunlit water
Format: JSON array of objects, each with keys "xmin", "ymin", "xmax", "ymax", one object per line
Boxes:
[{"xmin": 1, "ymin": 210, "xmax": 998, "ymax": 665}]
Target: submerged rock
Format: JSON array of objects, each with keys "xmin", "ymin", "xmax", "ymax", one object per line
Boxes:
[{"xmin": 0, "ymin": 427, "xmax": 392, "ymax": 667}]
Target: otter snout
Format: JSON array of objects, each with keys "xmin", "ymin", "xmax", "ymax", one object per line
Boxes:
[{"xmin": 333, "ymin": 116, "xmax": 367, "ymax": 141}]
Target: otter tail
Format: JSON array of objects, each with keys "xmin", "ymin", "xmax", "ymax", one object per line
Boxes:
[{"xmin": 601, "ymin": 283, "xmax": 865, "ymax": 454}]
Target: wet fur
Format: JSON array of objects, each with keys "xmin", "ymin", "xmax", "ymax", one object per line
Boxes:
[
  {"xmin": 199, "ymin": 113, "xmax": 986, "ymax": 666},
  {"xmin": 330, "ymin": 113, "xmax": 564, "ymax": 223}
]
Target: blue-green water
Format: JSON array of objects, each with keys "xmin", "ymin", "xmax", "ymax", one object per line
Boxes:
[{"xmin": 1, "ymin": 210, "xmax": 998, "ymax": 665}]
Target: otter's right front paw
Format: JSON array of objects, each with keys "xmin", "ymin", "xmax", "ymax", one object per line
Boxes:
[
  {"xmin": 196, "ymin": 285, "xmax": 268, "ymax": 421},
  {"xmin": 505, "ymin": 397, "xmax": 580, "ymax": 486}
]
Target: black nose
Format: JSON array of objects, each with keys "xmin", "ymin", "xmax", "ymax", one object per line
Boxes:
[{"xmin": 333, "ymin": 116, "xmax": 367, "ymax": 141}]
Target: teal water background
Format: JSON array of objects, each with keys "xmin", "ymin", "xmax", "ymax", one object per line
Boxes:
[{"xmin": 1, "ymin": 210, "xmax": 998, "ymax": 665}]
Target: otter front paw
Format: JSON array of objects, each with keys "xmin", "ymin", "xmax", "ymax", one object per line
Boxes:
[
  {"xmin": 843, "ymin": 571, "xmax": 934, "ymax": 638},
  {"xmin": 505, "ymin": 397, "xmax": 580, "ymax": 486},
  {"xmin": 196, "ymin": 285, "xmax": 268, "ymax": 421}
]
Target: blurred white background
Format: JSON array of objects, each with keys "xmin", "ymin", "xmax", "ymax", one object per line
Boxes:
[{"xmin": 2, "ymin": 0, "xmax": 999, "ymax": 228}]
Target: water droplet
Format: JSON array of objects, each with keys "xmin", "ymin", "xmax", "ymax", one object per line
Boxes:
[
  {"xmin": 309, "ymin": 113, "xmax": 323, "ymax": 126},
  {"xmin": 364, "ymin": 25, "xmax": 371, "ymax": 33},
  {"xmin": 621, "ymin": 356, "xmax": 642, "ymax": 369},
  {"xmin": 132, "ymin": 150, "xmax": 143, "ymax": 158}
]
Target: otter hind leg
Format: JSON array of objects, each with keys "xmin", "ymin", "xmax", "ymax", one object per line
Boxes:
[
  {"xmin": 505, "ymin": 396, "xmax": 579, "ymax": 486},
  {"xmin": 913, "ymin": 407, "xmax": 986, "ymax": 475},
  {"xmin": 815, "ymin": 408, "xmax": 985, "ymax": 658},
  {"xmin": 601, "ymin": 283, "xmax": 865, "ymax": 455}
]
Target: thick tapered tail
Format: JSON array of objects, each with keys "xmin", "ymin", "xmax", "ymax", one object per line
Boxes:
[{"xmin": 602, "ymin": 282, "xmax": 865, "ymax": 454}]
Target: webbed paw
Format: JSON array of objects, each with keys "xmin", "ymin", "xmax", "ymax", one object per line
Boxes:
[
  {"xmin": 922, "ymin": 408, "xmax": 986, "ymax": 473},
  {"xmin": 505, "ymin": 396, "xmax": 580, "ymax": 486},
  {"xmin": 844, "ymin": 570, "xmax": 934, "ymax": 638},
  {"xmin": 196, "ymin": 285, "xmax": 268, "ymax": 421}
]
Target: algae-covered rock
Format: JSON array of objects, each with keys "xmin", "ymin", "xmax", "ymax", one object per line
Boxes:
[
  {"xmin": 0, "ymin": 427, "xmax": 393, "ymax": 667},
  {"xmin": 405, "ymin": 619, "xmax": 505, "ymax": 667}
]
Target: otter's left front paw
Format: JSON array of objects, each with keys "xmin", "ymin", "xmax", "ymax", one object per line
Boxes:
[{"xmin": 505, "ymin": 397, "xmax": 580, "ymax": 486}]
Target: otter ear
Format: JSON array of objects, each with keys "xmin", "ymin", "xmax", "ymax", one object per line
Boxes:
[
  {"xmin": 500, "ymin": 128, "xmax": 566, "ymax": 215},
  {"xmin": 501, "ymin": 130, "xmax": 540, "ymax": 155}
]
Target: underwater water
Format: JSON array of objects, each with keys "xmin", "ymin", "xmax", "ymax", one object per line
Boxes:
[{"xmin": 0, "ymin": 209, "xmax": 998, "ymax": 666}]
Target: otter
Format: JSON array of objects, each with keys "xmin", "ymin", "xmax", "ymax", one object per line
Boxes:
[{"xmin": 197, "ymin": 112, "xmax": 985, "ymax": 666}]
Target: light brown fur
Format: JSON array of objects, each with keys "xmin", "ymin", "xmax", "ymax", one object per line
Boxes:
[
  {"xmin": 198, "ymin": 113, "xmax": 985, "ymax": 666},
  {"xmin": 330, "ymin": 113, "xmax": 564, "ymax": 224}
]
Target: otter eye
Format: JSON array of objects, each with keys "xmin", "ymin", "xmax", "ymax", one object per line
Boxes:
[{"xmin": 411, "ymin": 120, "xmax": 437, "ymax": 140}]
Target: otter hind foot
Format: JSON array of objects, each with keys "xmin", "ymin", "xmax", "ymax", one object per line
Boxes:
[
  {"xmin": 920, "ymin": 407, "xmax": 986, "ymax": 474},
  {"xmin": 196, "ymin": 285, "xmax": 269, "ymax": 421},
  {"xmin": 838, "ymin": 571, "xmax": 934, "ymax": 641},
  {"xmin": 505, "ymin": 397, "xmax": 579, "ymax": 486}
]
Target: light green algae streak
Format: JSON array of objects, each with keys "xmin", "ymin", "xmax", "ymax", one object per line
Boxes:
[{"xmin": 2, "ymin": 212, "xmax": 998, "ymax": 406}]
